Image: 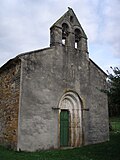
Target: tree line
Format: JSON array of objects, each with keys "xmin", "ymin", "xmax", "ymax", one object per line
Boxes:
[{"xmin": 105, "ymin": 67, "xmax": 120, "ymax": 117}]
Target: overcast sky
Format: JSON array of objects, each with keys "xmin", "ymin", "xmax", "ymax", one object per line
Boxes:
[{"xmin": 0, "ymin": 0, "xmax": 120, "ymax": 72}]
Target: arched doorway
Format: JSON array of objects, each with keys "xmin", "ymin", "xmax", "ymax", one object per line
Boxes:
[{"xmin": 59, "ymin": 91, "xmax": 83, "ymax": 147}]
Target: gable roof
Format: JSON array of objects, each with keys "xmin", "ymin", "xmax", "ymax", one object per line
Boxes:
[
  {"xmin": 51, "ymin": 7, "xmax": 87, "ymax": 39},
  {"xmin": 0, "ymin": 47, "xmax": 51, "ymax": 73}
]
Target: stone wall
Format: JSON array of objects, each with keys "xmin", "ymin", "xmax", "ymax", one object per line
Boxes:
[
  {"xmin": 0, "ymin": 59, "xmax": 21, "ymax": 149},
  {"xmin": 87, "ymin": 60, "xmax": 109, "ymax": 144},
  {"xmin": 17, "ymin": 43, "xmax": 109, "ymax": 151}
]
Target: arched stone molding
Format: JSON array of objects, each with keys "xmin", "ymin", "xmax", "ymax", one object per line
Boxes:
[{"xmin": 58, "ymin": 91, "xmax": 83, "ymax": 147}]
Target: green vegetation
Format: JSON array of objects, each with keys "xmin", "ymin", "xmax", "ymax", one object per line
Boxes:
[
  {"xmin": 105, "ymin": 67, "xmax": 120, "ymax": 117},
  {"xmin": 110, "ymin": 117, "xmax": 120, "ymax": 132}
]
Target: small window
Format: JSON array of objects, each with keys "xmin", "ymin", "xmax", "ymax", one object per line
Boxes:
[
  {"xmin": 62, "ymin": 39, "xmax": 66, "ymax": 45},
  {"xmin": 70, "ymin": 16, "xmax": 73, "ymax": 23},
  {"xmin": 75, "ymin": 42, "xmax": 78, "ymax": 49}
]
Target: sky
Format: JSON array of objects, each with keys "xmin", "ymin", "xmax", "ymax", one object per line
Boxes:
[{"xmin": 0, "ymin": 0, "xmax": 120, "ymax": 73}]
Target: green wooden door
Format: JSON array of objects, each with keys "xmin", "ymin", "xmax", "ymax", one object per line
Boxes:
[{"xmin": 60, "ymin": 110, "xmax": 69, "ymax": 147}]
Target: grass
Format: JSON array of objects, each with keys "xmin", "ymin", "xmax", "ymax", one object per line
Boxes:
[
  {"xmin": 110, "ymin": 117, "xmax": 120, "ymax": 132},
  {"xmin": 0, "ymin": 118, "xmax": 120, "ymax": 160}
]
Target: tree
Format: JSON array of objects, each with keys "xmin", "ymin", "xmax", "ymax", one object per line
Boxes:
[{"xmin": 106, "ymin": 67, "xmax": 120, "ymax": 117}]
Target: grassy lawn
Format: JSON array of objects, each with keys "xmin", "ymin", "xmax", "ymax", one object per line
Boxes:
[
  {"xmin": 110, "ymin": 117, "xmax": 120, "ymax": 132},
  {"xmin": 0, "ymin": 119, "xmax": 120, "ymax": 160}
]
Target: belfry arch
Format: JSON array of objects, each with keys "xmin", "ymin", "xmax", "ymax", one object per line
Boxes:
[
  {"xmin": 62, "ymin": 23, "xmax": 69, "ymax": 45},
  {"xmin": 59, "ymin": 91, "xmax": 83, "ymax": 147},
  {"xmin": 75, "ymin": 28, "xmax": 81, "ymax": 49}
]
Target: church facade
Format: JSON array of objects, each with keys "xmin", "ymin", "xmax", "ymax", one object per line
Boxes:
[{"xmin": 0, "ymin": 8, "xmax": 109, "ymax": 151}]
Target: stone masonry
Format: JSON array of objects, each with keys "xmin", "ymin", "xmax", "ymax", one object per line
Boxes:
[{"xmin": 0, "ymin": 59, "xmax": 21, "ymax": 149}]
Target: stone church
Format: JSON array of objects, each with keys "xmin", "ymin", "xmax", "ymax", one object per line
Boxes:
[{"xmin": 0, "ymin": 8, "xmax": 109, "ymax": 151}]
